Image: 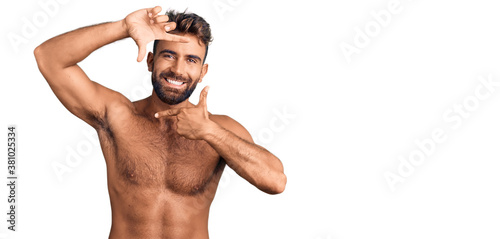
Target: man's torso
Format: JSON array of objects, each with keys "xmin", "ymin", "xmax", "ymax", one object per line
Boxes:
[{"xmin": 95, "ymin": 99, "xmax": 225, "ymax": 239}]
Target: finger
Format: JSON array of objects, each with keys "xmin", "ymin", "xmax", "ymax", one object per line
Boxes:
[
  {"xmin": 153, "ymin": 15, "xmax": 170, "ymax": 24},
  {"xmin": 161, "ymin": 33, "xmax": 190, "ymax": 43},
  {"xmin": 197, "ymin": 86, "xmax": 210, "ymax": 108},
  {"xmin": 137, "ymin": 41, "xmax": 146, "ymax": 62},
  {"xmin": 149, "ymin": 6, "xmax": 162, "ymax": 17},
  {"xmin": 155, "ymin": 108, "xmax": 182, "ymax": 118},
  {"xmin": 163, "ymin": 22, "xmax": 177, "ymax": 32}
]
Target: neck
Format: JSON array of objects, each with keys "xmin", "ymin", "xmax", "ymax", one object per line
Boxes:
[{"xmin": 142, "ymin": 91, "xmax": 194, "ymax": 118}]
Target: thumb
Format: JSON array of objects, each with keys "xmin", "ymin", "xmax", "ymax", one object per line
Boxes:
[
  {"xmin": 197, "ymin": 86, "xmax": 210, "ymax": 108},
  {"xmin": 137, "ymin": 41, "xmax": 147, "ymax": 62}
]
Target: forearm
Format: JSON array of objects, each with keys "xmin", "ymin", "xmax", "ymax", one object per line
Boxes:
[
  {"xmin": 35, "ymin": 20, "xmax": 128, "ymax": 67},
  {"xmin": 203, "ymin": 122, "xmax": 287, "ymax": 194}
]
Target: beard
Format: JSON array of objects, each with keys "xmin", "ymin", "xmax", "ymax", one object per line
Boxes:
[{"xmin": 151, "ymin": 69, "xmax": 199, "ymax": 105}]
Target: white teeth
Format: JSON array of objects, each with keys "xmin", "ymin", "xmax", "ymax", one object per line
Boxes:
[{"xmin": 166, "ymin": 78, "xmax": 184, "ymax": 86}]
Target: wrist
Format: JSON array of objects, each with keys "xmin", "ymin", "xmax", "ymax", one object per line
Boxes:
[
  {"xmin": 201, "ymin": 120, "xmax": 221, "ymax": 141},
  {"xmin": 116, "ymin": 19, "xmax": 129, "ymax": 38}
]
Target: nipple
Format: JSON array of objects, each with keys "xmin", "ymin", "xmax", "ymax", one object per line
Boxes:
[{"xmin": 126, "ymin": 169, "xmax": 135, "ymax": 178}]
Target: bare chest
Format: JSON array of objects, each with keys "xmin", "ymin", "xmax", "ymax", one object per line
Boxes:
[{"xmin": 99, "ymin": 113, "xmax": 223, "ymax": 195}]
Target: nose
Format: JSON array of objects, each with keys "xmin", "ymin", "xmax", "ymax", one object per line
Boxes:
[{"xmin": 171, "ymin": 60, "xmax": 186, "ymax": 77}]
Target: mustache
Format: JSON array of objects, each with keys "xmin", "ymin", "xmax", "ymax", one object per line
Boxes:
[{"xmin": 159, "ymin": 71, "xmax": 192, "ymax": 83}]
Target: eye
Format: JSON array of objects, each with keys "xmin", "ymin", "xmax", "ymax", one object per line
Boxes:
[
  {"xmin": 188, "ymin": 58, "xmax": 197, "ymax": 64},
  {"xmin": 163, "ymin": 54, "xmax": 174, "ymax": 59}
]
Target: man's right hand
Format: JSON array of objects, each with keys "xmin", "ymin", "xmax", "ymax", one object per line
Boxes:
[{"xmin": 124, "ymin": 6, "xmax": 190, "ymax": 62}]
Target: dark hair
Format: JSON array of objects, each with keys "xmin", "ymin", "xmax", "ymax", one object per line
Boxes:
[{"xmin": 153, "ymin": 10, "xmax": 213, "ymax": 63}]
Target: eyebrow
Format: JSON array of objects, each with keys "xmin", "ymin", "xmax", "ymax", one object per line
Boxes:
[
  {"xmin": 159, "ymin": 49, "xmax": 202, "ymax": 63},
  {"xmin": 187, "ymin": 54, "xmax": 202, "ymax": 62},
  {"xmin": 159, "ymin": 49, "xmax": 177, "ymax": 56}
]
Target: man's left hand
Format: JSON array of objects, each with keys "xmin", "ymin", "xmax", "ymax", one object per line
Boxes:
[{"xmin": 155, "ymin": 86, "xmax": 215, "ymax": 140}]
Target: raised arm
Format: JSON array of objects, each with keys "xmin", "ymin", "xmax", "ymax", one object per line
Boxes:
[{"xmin": 34, "ymin": 6, "xmax": 188, "ymax": 128}]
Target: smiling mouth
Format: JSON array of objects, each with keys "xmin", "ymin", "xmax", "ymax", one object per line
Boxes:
[{"xmin": 164, "ymin": 78, "xmax": 186, "ymax": 88}]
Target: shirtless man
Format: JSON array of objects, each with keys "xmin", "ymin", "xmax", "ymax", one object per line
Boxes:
[{"xmin": 34, "ymin": 6, "xmax": 286, "ymax": 239}]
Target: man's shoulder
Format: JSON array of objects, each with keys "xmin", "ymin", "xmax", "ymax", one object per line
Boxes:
[
  {"xmin": 210, "ymin": 114, "xmax": 239, "ymax": 128},
  {"xmin": 210, "ymin": 114, "xmax": 231, "ymax": 123},
  {"xmin": 209, "ymin": 114, "xmax": 253, "ymax": 142}
]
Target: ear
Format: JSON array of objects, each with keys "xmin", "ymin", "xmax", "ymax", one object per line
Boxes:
[
  {"xmin": 147, "ymin": 52, "xmax": 154, "ymax": 72},
  {"xmin": 198, "ymin": 64, "xmax": 209, "ymax": 83}
]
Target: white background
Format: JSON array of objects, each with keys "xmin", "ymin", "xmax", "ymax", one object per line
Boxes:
[{"xmin": 1, "ymin": 0, "xmax": 500, "ymax": 238}]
